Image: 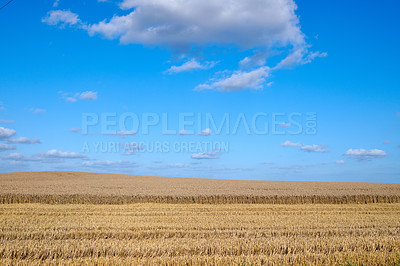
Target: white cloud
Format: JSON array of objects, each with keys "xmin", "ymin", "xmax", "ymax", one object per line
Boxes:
[
  {"xmin": 105, "ymin": 130, "xmax": 137, "ymax": 136},
  {"xmin": 263, "ymin": 161, "xmax": 273, "ymax": 165},
  {"xmin": 29, "ymin": 108, "xmax": 46, "ymax": 114},
  {"xmin": 7, "ymin": 137, "xmax": 41, "ymax": 144},
  {"xmin": 87, "ymin": 0, "xmax": 305, "ymax": 49},
  {"xmin": 44, "ymin": 0, "xmax": 326, "ymax": 91},
  {"xmin": 0, "ymin": 143, "xmax": 16, "ymax": 152},
  {"xmin": 82, "ymin": 160, "xmax": 136, "ymax": 168},
  {"xmin": 79, "ymin": 91, "xmax": 98, "ymax": 100},
  {"xmin": 300, "ymin": 144, "xmax": 330, "ymax": 153},
  {"xmin": 37, "ymin": 149, "xmax": 87, "ymax": 159},
  {"xmin": 335, "ymin": 160, "xmax": 345, "ymax": 164},
  {"xmin": 166, "ymin": 59, "xmax": 217, "ymax": 74},
  {"xmin": 0, "ymin": 127, "xmax": 16, "ymax": 139},
  {"xmin": 60, "ymin": 91, "xmax": 98, "ymax": 102},
  {"xmin": 274, "ymin": 47, "xmax": 327, "ymax": 69},
  {"xmin": 2, "ymin": 153, "xmax": 39, "ymax": 161},
  {"xmin": 198, "ymin": 128, "xmax": 212, "ymax": 136},
  {"xmin": 191, "ymin": 152, "xmax": 219, "ymax": 159},
  {"xmin": 53, "ymin": 0, "xmax": 60, "ymax": 7},
  {"xmin": 344, "ymin": 149, "xmax": 387, "ymax": 161},
  {"xmin": 196, "ymin": 67, "xmax": 269, "ymax": 92},
  {"xmin": 0, "ymin": 120, "xmax": 14, "ymax": 124},
  {"xmin": 280, "ymin": 140, "xmax": 301, "ymax": 147},
  {"xmin": 42, "ymin": 10, "xmax": 82, "ymax": 27},
  {"xmin": 383, "ymin": 141, "xmax": 391, "ymax": 144},
  {"xmin": 168, "ymin": 163, "xmax": 190, "ymax": 168},
  {"xmin": 239, "ymin": 53, "xmax": 267, "ymax": 69}
]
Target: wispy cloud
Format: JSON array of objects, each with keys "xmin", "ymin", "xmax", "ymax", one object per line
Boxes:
[
  {"xmin": 0, "ymin": 143, "xmax": 16, "ymax": 152},
  {"xmin": 198, "ymin": 128, "xmax": 212, "ymax": 136},
  {"xmin": 179, "ymin": 129, "xmax": 193, "ymax": 135},
  {"xmin": 82, "ymin": 160, "xmax": 136, "ymax": 169},
  {"xmin": 42, "ymin": 10, "xmax": 83, "ymax": 28},
  {"xmin": 60, "ymin": 91, "xmax": 98, "ymax": 102},
  {"xmin": 105, "ymin": 130, "xmax": 137, "ymax": 137},
  {"xmin": 69, "ymin": 128, "xmax": 81, "ymax": 133},
  {"xmin": 29, "ymin": 108, "xmax": 46, "ymax": 114},
  {"xmin": 6, "ymin": 137, "xmax": 41, "ymax": 144},
  {"xmin": 300, "ymin": 144, "xmax": 330, "ymax": 153},
  {"xmin": 166, "ymin": 59, "xmax": 217, "ymax": 74},
  {"xmin": 344, "ymin": 149, "xmax": 387, "ymax": 161},
  {"xmin": 0, "ymin": 120, "xmax": 14, "ymax": 124},
  {"xmin": 280, "ymin": 140, "xmax": 301, "ymax": 147},
  {"xmin": 196, "ymin": 67, "xmax": 269, "ymax": 92},
  {"xmin": 37, "ymin": 149, "xmax": 87, "ymax": 159},
  {"xmin": 191, "ymin": 152, "xmax": 219, "ymax": 159}
]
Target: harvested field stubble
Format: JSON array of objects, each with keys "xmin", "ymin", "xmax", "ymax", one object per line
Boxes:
[
  {"xmin": 1, "ymin": 171, "xmax": 400, "ymax": 265},
  {"xmin": 0, "ymin": 203, "xmax": 399, "ymax": 265}
]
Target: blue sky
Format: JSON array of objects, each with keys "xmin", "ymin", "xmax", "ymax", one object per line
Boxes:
[{"xmin": 0, "ymin": 0, "xmax": 399, "ymax": 182}]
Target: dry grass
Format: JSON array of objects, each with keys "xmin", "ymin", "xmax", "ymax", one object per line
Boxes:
[
  {"xmin": 0, "ymin": 171, "xmax": 399, "ymax": 204},
  {"xmin": 0, "ymin": 203, "xmax": 399, "ymax": 265},
  {"xmin": 1, "ymin": 171, "xmax": 400, "ymax": 265}
]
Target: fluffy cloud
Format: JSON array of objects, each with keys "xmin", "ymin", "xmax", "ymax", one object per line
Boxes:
[
  {"xmin": 7, "ymin": 137, "xmax": 41, "ymax": 144},
  {"xmin": 196, "ymin": 67, "xmax": 269, "ymax": 92},
  {"xmin": 300, "ymin": 144, "xmax": 330, "ymax": 153},
  {"xmin": 166, "ymin": 59, "xmax": 217, "ymax": 74},
  {"xmin": 0, "ymin": 143, "xmax": 16, "ymax": 152},
  {"xmin": 42, "ymin": 10, "xmax": 82, "ymax": 27},
  {"xmin": 280, "ymin": 140, "xmax": 301, "ymax": 147},
  {"xmin": 87, "ymin": 0, "xmax": 304, "ymax": 49},
  {"xmin": 335, "ymin": 160, "xmax": 345, "ymax": 164},
  {"xmin": 0, "ymin": 127, "xmax": 16, "ymax": 139},
  {"xmin": 198, "ymin": 128, "xmax": 212, "ymax": 136},
  {"xmin": 43, "ymin": 0, "xmax": 326, "ymax": 91},
  {"xmin": 191, "ymin": 152, "xmax": 219, "ymax": 159},
  {"xmin": 344, "ymin": 149, "xmax": 387, "ymax": 161}
]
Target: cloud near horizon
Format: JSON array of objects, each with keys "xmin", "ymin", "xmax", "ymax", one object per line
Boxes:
[
  {"xmin": 7, "ymin": 137, "xmax": 41, "ymax": 144},
  {"xmin": 191, "ymin": 152, "xmax": 219, "ymax": 159},
  {"xmin": 344, "ymin": 149, "xmax": 387, "ymax": 161}
]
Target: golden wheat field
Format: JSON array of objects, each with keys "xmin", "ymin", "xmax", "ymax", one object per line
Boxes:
[{"xmin": 1, "ymin": 172, "xmax": 400, "ymax": 265}]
